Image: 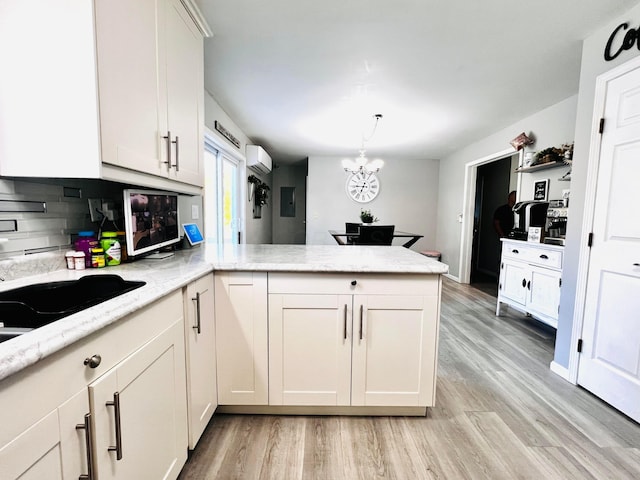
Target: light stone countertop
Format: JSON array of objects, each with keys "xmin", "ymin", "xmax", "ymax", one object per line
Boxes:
[{"xmin": 0, "ymin": 244, "xmax": 447, "ymax": 381}]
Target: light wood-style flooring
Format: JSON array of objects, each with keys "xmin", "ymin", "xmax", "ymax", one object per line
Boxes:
[{"xmin": 178, "ymin": 277, "xmax": 640, "ymax": 479}]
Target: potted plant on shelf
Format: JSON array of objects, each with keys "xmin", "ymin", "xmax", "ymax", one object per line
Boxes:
[{"xmin": 360, "ymin": 209, "xmax": 378, "ymax": 224}]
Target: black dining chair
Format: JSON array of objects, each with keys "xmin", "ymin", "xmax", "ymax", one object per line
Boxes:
[
  {"xmin": 355, "ymin": 225, "xmax": 395, "ymax": 245},
  {"xmin": 345, "ymin": 222, "xmax": 361, "ymax": 244}
]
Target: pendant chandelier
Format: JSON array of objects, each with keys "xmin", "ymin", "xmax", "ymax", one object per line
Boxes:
[{"xmin": 342, "ymin": 114, "xmax": 384, "ymax": 174}]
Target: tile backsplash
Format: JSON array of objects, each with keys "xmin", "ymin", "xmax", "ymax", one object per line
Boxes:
[{"xmin": 0, "ymin": 177, "xmax": 127, "ymax": 259}]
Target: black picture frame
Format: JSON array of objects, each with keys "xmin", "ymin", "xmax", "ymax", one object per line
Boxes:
[{"xmin": 534, "ymin": 179, "xmax": 549, "ymax": 201}]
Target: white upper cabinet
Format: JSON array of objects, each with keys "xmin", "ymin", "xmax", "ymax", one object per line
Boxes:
[
  {"xmin": 0, "ymin": 0, "xmax": 101, "ymax": 179},
  {"xmin": 0, "ymin": 0, "xmax": 209, "ymax": 192}
]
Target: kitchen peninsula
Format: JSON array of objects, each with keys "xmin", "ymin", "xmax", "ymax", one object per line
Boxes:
[{"xmin": 0, "ymin": 245, "xmax": 447, "ymax": 479}]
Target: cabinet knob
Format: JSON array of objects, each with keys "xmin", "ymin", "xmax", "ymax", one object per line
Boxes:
[
  {"xmin": 351, "ymin": 280, "xmax": 357, "ymax": 286},
  {"xmin": 84, "ymin": 354, "xmax": 102, "ymax": 369}
]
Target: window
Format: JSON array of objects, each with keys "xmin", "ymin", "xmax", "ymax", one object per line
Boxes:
[{"xmin": 204, "ymin": 134, "xmax": 244, "ymax": 244}]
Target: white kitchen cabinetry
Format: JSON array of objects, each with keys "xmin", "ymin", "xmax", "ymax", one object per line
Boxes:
[
  {"xmin": 0, "ymin": 389, "xmax": 90, "ymax": 480},
  {"xmin": 96, "ymin": 0, "xmax": 205, "ymax": 187},
  {"xmin": 215, "ymin": 272, "xmax": 269, "ymax": 405},
  {"xmin": 496, "ymin": 240, "xmax": 563, "ymax": 328},
  {"xmin": 0, "ymin": 0, "xmax": 207, "ymax": 193},
  {"xmin": 183, "ymin": 273, "xmax": 217, "ymax": 449},
  {"xmin": 268, "ymin": 273, "xmax": 441, "ymax": 408},
  {"xmin": 0, "ymin": 290, "xmax": 188, "ymax": 480},
  {"xmin": 89, "ymin": 320, "xmax": 187, "ymax": 480}
]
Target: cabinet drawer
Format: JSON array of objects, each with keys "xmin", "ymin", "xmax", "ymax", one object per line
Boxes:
[
  {"xmin": 502, "ymin": 243, "xmax": 562, "ymax": 269},
  {"xmin": 525, "ymin": 248, "xmax": 562, "ymax": 269},
  {"xmin": 268, "ymin": 272, "xmax": 439, "ymax": 296}
]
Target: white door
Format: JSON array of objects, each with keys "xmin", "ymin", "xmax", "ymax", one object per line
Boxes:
[{"xmin": 578, "ymin": 59, "xmax": 640, "ymax": 423}]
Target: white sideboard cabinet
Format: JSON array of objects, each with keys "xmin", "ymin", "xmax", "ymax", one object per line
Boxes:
[
  {"xmin": 496, "ymin": 239, "xmax": 563, "ymax": 328},
  {"xmin": 0, "ymin": 0, "xmax": 208, "ymax": 193}
]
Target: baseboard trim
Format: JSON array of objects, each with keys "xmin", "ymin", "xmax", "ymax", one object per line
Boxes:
[
  {"xmin": 216, "ymin": 405, "xmax": 428, "ymax": 416},
  {"xmin": 550, "ymin": 360, "xmax": 574, "ymax": 383},
  {"xmin": 444, "ymin": 273, "xmax": 460, "ymax": 283}
]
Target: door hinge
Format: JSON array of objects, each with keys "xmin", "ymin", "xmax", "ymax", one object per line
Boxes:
[
  {"xmin": 588, "ymin": 232, "xmax": 593, "ymax": 247},
  {"xmin": 599, "ymin": 118, "xmax": 605, "ymax": 134},
  {"xmin": 577, "ymin": 339, "xmax": 583, "ymax": 353}
]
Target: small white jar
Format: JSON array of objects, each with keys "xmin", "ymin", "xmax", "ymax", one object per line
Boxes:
[
  {"xmin": 65, "ymin": 251, "xmax": 75, "ymax": 269},
  {"xmin": 73, "ymin": 251, "xmax": 86, "ymax": 270}
]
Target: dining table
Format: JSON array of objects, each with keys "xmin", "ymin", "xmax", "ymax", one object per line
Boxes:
[{"xmin": 328, "ymin": 229, "xmax": 424, "ymax": 248}]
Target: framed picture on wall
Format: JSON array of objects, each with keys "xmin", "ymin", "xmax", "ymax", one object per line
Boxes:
[{"xmin": 534, "ymin": 179, "xmax": 550, "ymax": 201}]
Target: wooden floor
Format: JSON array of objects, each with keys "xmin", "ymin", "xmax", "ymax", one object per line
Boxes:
[{"xmin": 178, "ymin": 278, "xmax": 640, "ymax": 479}]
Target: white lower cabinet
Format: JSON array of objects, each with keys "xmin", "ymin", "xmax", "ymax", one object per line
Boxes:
[
  {"xmin": 183, "ymin": 273, "xmax": 217, "ymax": 449},
  {"xmin": 0, "ymin": 389, "xmax": 90, "ymax": 480},
  {"xmin": 268, "ymin": 273, "xmax": 441, "ymax": 408},
  {"xmin": 0, "ymin": 289, "xmax": 188, "ymax": 480},
  {"xmin": 497, "ymin": 240, "xmax": 563, "ymax": 328},
  {"xmin": 215, "ymin": 272, "xmax": 269, "ymax": 405},
  {"xmin": 89, "ymin": 320, "xmax": 187, "ymax": 480}
]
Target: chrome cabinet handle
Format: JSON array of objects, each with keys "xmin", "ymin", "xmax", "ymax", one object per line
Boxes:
[
  {"xmin": 76, "ymin": 413, "xmax": 94, "ymax": 480},
  {"xmin": 106, "ymin": 392, "xmax": 123, "ymax": 460},
  {"xmin": 512, "ymin": 249, "xmax": 519, "ymax": 254},
  {"xmin": 522, "ymin": 278, "xmax": 526, "ymax": 287},
  {"xmin": 192, "ymin": 291, "xmax": 202, "ymax": 334},
  {"xmin": 359, "ymin": 305, "xmax": 364, "ymax": 340},
  {"xmin": 163, "ymin": 131, "xmax": 172, "ymax": 171},
  {"xmin": 527, "ymin": 280, "xmax": 531, "ymax": 290},
  {"xmin": 634, "ymin": 263, "xmax": 640, "ymax": 267},
  {"xmin": 343, "ymin": 304, "xmax": 348, "ymax": 340},
  {"xmin": 173, "ymin": 136, "xmax": 180, "ymax": 171},
  {"xmin": 540, "ymin": 254, "xmax": 549, "ymax": 259}
]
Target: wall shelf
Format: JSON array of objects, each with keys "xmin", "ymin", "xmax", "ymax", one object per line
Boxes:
[{"xmin": 514, "ymin": 161, "xmax": 569, "ymax": 173}]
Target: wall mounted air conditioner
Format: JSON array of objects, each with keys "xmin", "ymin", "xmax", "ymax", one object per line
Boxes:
[{"xmin": 246, "ymin": 145, "xmax": 272, "ymax": 174}]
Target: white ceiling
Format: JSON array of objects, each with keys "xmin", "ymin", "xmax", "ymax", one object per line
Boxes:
[{"xmin": 196, "ymin": 0, "xmax": 639, "ymax": 164}]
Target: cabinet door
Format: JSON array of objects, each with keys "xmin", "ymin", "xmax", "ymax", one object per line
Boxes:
[
  {"xmin": 526, "ymin": 266, "xmax": 561, "ymax": 325},
  {"xmin": 351, "ymin": 295, "xmax": 439, "ymax": 407},
  {"xmin": 215, "ymin": 272, "xmax": 268, "ymax": 405},
  {"xmin": 89, "ymin": 321, "xmax": 187, "ymax": 480},
  {"xmin": 94, "ymin": 0, "xmax": 167, "ymax": 177},
  {"xmin": 164, "ymin": 0, "xmax": 205, "ymax": 186},
  {"xmin": 269, "ymin": 294, "xmax": 353, "ymax": 406},
  {"xmin": 184, "ymin": 274, "xmax": 217, "ymax": 449},
  {"xmin": 499, "ymin": 259, "xmax": 528, "ymax": 305},
  {"xmin": 0, "ymin": 0, "xmax": 101, "ymax": 178},
  {"xmin": 0, "ymin": 389, "xmax": 89, "ymax": 480}
]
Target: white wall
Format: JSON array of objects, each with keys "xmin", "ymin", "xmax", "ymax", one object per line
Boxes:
[
  {"xmin": 307, "ymin": 156, "xmax": 439, "ymax": 251},
  {"xmin": 436, "ymin": 95, "xmax": 578, "ymax": 277},
  {"xmin": 554, "ymin": 3, "xmax": 640, "ymax": 369},
  {"xmin": 204, "ymin": 91, "xmax": 273, "ymax": 244}
]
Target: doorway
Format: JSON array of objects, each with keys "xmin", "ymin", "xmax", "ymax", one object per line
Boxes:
[
  {"xmin": 469, "ymin": 156, "xmax": 516, "ymax": 296},
  {"xmin": 459, "ymin": 149, "xmax": 521, "ymax": 288}
]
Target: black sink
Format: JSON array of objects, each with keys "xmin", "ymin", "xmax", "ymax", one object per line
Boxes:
[{"xmin": 0, "ymin": 274, "xmax": 146, "ymax": 330}]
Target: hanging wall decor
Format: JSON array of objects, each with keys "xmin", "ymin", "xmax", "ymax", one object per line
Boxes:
[{"xmin": 248, "ymin": 175, "xmax": 270, "ymax": 219}]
